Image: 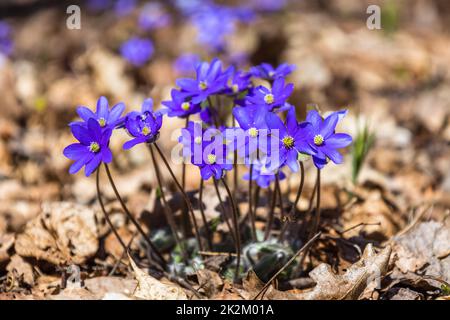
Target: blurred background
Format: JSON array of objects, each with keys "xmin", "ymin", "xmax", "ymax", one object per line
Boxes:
[{"xmin": 0, "ymin": 0, "xmax": 449, "ymax": 241}]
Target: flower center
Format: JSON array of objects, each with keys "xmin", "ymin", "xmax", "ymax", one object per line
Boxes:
[
  {"xmin": 207, "ymin": 154, "xmax": 216, "ymax": 164},
  {"xmin": 98, "ymin": 118, "xmax": 107, "ymax": 127},
  {"xmin": 194, "ymin": 136, "xmax": 202, "ymax": 144},
  {"xmin": 181, "ymin": 102, "xmax": 190, "ymax": 111},
  {"xmin": 282, "ymin": 135, "xmax": 294, "ymax": 149},
  {"xmin": 89, "ymin": 142, "xmax": 100, "ymax": 153},
  {"xmin": 142, "ymin": 126, "xmax": 151, "ymax": 136},
  {"xmin": 314, "ymin": 134, "xmax": 324, "ymax": 146},
  {"xmin": 268, "ymin": 71, "xmax": 275, "ymax": 77},
  {"xmin": 264, "ymin": 93, "xmax": 274, "ymax": 104},
  {"xmin": 248, "ymin": 127, "xmax": 258, "ymax": 138},
  {"xmin": 232, "ymin": 84, "xmax": 239, "ymax": 93},
  {"xmin": 199, "ymin": 81, "xmax": 208, "ymax": 90}
]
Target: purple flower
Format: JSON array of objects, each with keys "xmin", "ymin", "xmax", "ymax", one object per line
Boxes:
[
  {"xmin": 266, "ymin": 107, "xmax": 316, "ymax": 172},
  {"xmin": 63, "ymin": 118, "xmax": 113, "ymax": 177},
  {"xmin": 226, "ymin": 68, "xmax": 252, "ymax": 95},
  {"xmin": 122, "ymin": 99, "xmax": 163, "ymax": 150},
  {"xmin": 161, "ymin": 89, "xmax": 201, "ymax": 118},
  {"xmin": 176, "ymin": 58, "xmax": 230, "ymax": 104},
  {"xmin": 179, "ymin": 122, "xmax": 232, "ymax": 180},
  {"xmin": 243, "ymin": 157, "xmax": 286, "ymax": 188},
  {"xmin": 114, "ymin": 0, "xmax": 136, "ymax": 17},
  {"xmin": 70, "ymin": 96, "xmax": 125, "ymax": 129},
  {"xmin": 173, "ymin": 53, "xmax": 200, "ymax": 75},
  {"xmin": 120, "ymin": 37, "xmax": 154, "ymax": 67},
  {"xmin": 305, "ymin": 110, "xmax": 352, "ymax": 169},
  {"xmin": 232, "ymin": 105, "xmax": 268, "ymax": 159},
  {"xmin": 246, "ymin": 77, "xmax": 293, "ymax": 111},
  {"xmin": 250, "ymin": 63, "xmax": 296, "ymax": 81},
  {"xmin": 138, "ymin": 3, "xmax": 171, "ymax": 31},
  {"xmin": 0, "ymin": 21, "xmax": 13, "ymax": 56}
]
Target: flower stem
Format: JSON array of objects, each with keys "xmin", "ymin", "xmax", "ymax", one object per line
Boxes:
[
  {"xmin": 96, "ymin": 169, "xmax": 128, "ymax": 254},
  {"xmin": 104, "ymin": 163, "xmax": 166, "ymax": 268},
  {"xmin": 213, "ymin": 178, "xmax": 237, "ymax": 246},
  {"xmin": 309, "ymin": 168, "xmax": 321, "ymax": 239},
  {"xmin": 181, "ymin": 116, "xmax": 189, "ymax": 190},
  {"xmin": 248, "ymin": 164, "xmax": 257, "ymax": 242},
  {"xmin": 220, "ymin": 177, "xmax": 241, "ymax": 282},
  {"xmin": 264, "ymin": 182, "xmax": 278, "ymax": 240},
  {"xmin": 153, "ymin": 143, "xmax": 204, "ymax": 252},
  {"xmin": 279, "ymin": 161, "xmax": 305, "ymax": 242},
  {"xmin": 148, "ymin": 144, "xmax": 188, "ymax": 261},
  {"xmin": 199, "ymin": 178, "xmax": 213, "ymax": 250}
]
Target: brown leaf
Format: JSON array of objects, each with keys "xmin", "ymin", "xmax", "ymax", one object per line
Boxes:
[
  {"xmin": 129, "ymin": 255, "xmax": 187, "ymax": 300},
  {"xmin": 15, "ymin": 202, "xmax": 99, "ymax": 265}
]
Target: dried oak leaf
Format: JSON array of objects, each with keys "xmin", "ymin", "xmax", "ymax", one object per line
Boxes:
[
  {"xmin": 244, "ymin": 244, "xmax": 391, "ymax": 300},
  {"xmin": 392, "ymin": 221, "xmax": 450, "ymax": 283},
  {"xmin": 15, "ymin": 202, "xmax": 99, "ymax": 265},
  {"xmin": 129, "ymin": 255, "xmax": 187, "ymax": 300}
]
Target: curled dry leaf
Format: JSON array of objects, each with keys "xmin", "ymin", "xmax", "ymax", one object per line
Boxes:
[
  {"xmin": 244, "ymin": 244, "xmax": 391, "ymax": 300},
  {"xmin": 392, "ymin": 221, "xmax": 450, "ymax": 284},
  {"xmin": 15, "ymin": 202, "xmax": 99, "ymax": 265},
  {"xmin": 129, "ymin": 255, "xmax": 187, "ymax": 300}
]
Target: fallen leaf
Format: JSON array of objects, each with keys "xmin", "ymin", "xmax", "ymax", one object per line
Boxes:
[{"xmin": 129, "ymin": 255, "xmax": 187, "ymax": 300}]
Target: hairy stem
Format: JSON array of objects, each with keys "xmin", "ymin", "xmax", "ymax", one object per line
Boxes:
[
  {"xmin": 309, "ymin": 169, "xmax": 321, "ymax": 239},
  {"xmin": 148, "ymin": 145, "xmax": 188, "ymax": 261},
  {"xmin": 248, "ymin": 164, "xmax": 257, "ymax": 242},
  {"xmin": 154, "ymin": 143, "xmax": 204, "ymax": 252},
  {"xmin": 220, "ymin": 177, "xmax": 241, "ymax": 282},
  {"xmin": 213, "ymin": 178, "xmax": 237, "ymax": 246},
  {"xmin": 199, "ymin": 178, "xmax": 213, "ymax": 250},
  {"xmin": 181, "ymin": 116, "xmax": 189, "ymax": 190},
  {"xmin": 264, "ymin": 182, "xmax": 278, "ymax": 240},
  {"xmin": 103, "ymin": 163, "xmax": 166, "ymax": 268}
]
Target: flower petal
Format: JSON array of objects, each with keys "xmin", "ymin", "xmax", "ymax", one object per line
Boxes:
[
  {"xmin": 96, "ymin": 96, "xmax": 109, "ymax": 120},
  {"xmin": 63, "ymin": 143, "xmax": 87, "ymax": 160},
  {"xmin": 84, "ymin": 154, "xmax": 102, "ymax": 177},
  {"xmin": 326, "ymin": 133, "xmax": 352, "ymax": 149},
  {"xmin": 109, "ymin": 103, "xmax": 125, "ymax": 123},
  {"xmin": 321, "ymin": 146, "xmax": 343, "ymax": 164},
  {"xmin": 320, "ymin": 112, "xmax": 339, "ymax": 138},
  {"xmin": 71, "ymin": 124, "xmax": 92, "ymax": 145},
  {"xmin": 76, "ymin": 106, "xmax": 96, "ymax": 122}
]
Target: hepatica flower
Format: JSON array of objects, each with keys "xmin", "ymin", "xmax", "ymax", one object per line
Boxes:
[
  {"xmin": 120, "ymin": 37, "xmax": 154, "ymax": 67},
  {"xmin": 63, "ymin": 119, "xmax": 113, "ymax": 177},
  {"xmin": 246, "ymin": 77, "xmax": 293, "ymax": 112},
  {"xmin": 232, "ymin": 105, "xmax": 268, "ymax": 159},
  {"xmin": 243, "ymin": 157, "xmax": 286, "ymax": 188},
  {"xmin": 123, "ymin": 99, "xmax": 162, "ymax": 149},
  {"xmin": 71, "ymin": 96, "xmax": 125, "ymax": 129},
  {"xmin": 226, "ymin": 68, "xmax": 252, "ymax": 96},
  {"xmin": 173, "ymin": 53, "xmax": 200, "ymax": 75},
  {"xmin": 306, "ymin": 110, "xmax": 352, "ymax": 169},
  {"xmin": 162, "ymin": 89, "xmax": 201, "ymax": 118},
  {"xmin": 250, "ymin": 63, "xmax": 295, "ymax": 81},
  {"xmin": 179, "ymin": 122, "xmax": 232, "ymax": 180},
  {"xmin": 176, "ymin": 58, "xmax": 230, "ymax": 104},
  {"xmin": 138, "ymin": 3, "xmax": 171, "ymax": 31},
  {"xmin": 0, "ymin": 21, "xmax": 13, "ymax": 56},
  {"xmin": 266, "ymin": 107, "xmax": 316, "ymax": 172}
]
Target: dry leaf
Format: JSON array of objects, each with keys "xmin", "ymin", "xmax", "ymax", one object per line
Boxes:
[
  {"xmin": 129, "ymin": 255, "xmax": 187, "ymax": 300},
  {"xmin": 15, "ymin": 202, "xmax": 99, "ymax": 265}
]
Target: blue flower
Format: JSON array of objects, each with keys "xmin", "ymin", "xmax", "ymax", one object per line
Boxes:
[
  {"xmin": 63, "ymin": 118, "xmax": 113, "ymax": 177},
  {"xmin": 138, "ymin": 3, "xmax": 171, "ymax": 31},
  {"xmin": 246, "ymin": 77, "xmax": 293, "ymax": 111},
  {"xmin": 226, "ymin": 68, "xmax": 252, "ymax": 95},
  {"xmin": 0, "ymin": 21, "xmax": 13, "ymax": 56},
  {"xmin": 176, "ymin": 58, "xmax": 230, "ymax": 104},
  {"xmin": 250, "ymin": 63, "xmax": 295, "ymax": 81},
  {"xmin": 179, "ymin": 122, "xmax": 232, "ymax": 180},
  {"xmin": 120, "ymin": 37, "xmax": 154, "ymax": 67},
  {"xmin": 305, "ymin": 110, "xmax": 353, "ymax": 169},
  {"xmin": 114, "ymin": 0, "xmax": 136, "ymax": 17},
  {"xmin": 232, "ymin": 105, "xmax": 268, "ymax": 159},
  {"xmin": 243, "ymin": 157, "xmax": 286, "ymax": 188},
  {"xmin": 173, "ymin": 53, "xmax": 200, "ymax": 75},
  {"xmin": 70, "ymin": 96, "xmax": 125, "ymax": 130},
  {"xmin": 161, "ymin": 89, "xmax": 201, "ymax": 118},
  {"xmin": 123, "ymin": 99, "xmax": 163, "ymax": 149},
  {"xmin": 266, "ymin": 107, "xmax": 316, "ymax": 172}
]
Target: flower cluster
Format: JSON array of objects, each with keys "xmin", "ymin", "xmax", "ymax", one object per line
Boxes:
[{"xmin": 64, "ymin": 59, "xmax": 352, "ymax": 189}]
